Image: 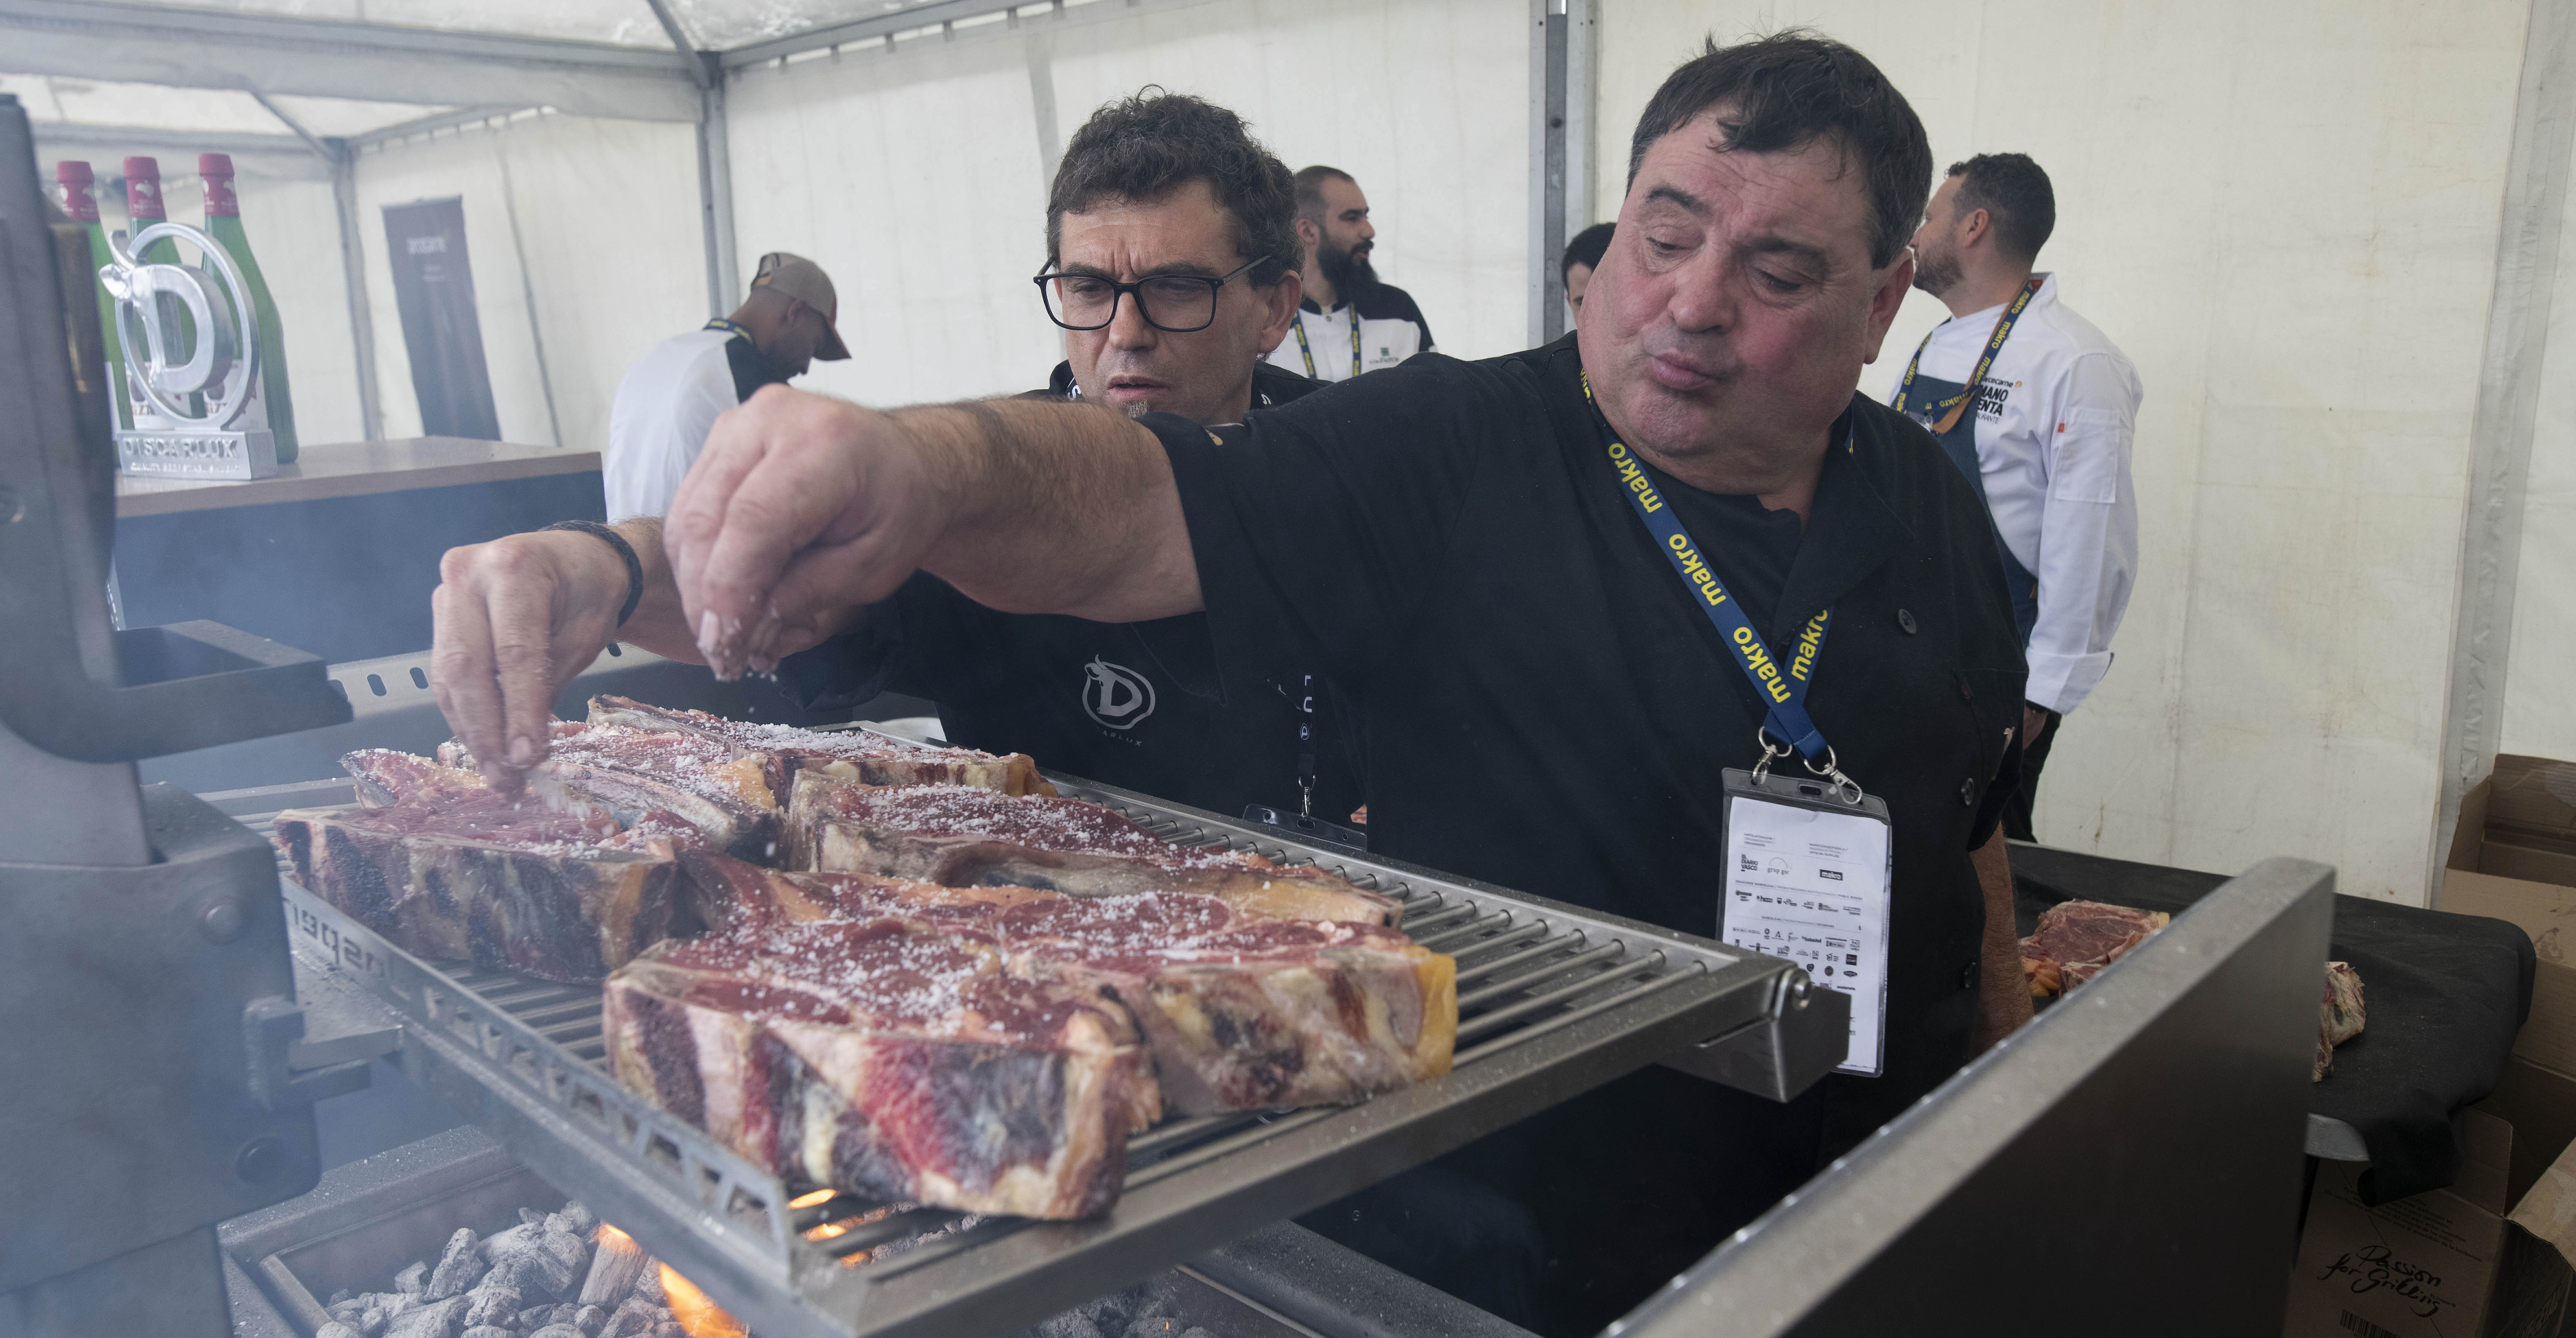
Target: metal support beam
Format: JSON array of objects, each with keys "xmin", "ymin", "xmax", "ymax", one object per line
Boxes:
[
  {"xmin": 347, "ymin": 106, "xmax": 529, "ymax": 152},
  {"xmin": 1526, "ymin": 0, "xmax": 1593, "ymax": 347},
  {"xmin": 2430, "ymin": 0, "xmax": 2576, "ymax": 901},
  {"xmin": 325, "ymin": 139, "xmax": 385, "ymax": 441},
  {"xmin": 696, "ymin": 64, "xmax": 738, "ymax": 317},
  {"xmin": 720, "ymin": 0, "xmax": 1051, "ymax": 68},
  {"xmin": 0, "ymin": 0, "xmax": 698, "ymax": 122},
  {"xmin": 28, "ymin": 123, "xmax": 322, "ymax": 167}
]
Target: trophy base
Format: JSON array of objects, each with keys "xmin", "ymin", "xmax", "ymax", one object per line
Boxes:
[{"xmin": 116, "ymin": 429, "xmax": 278, "ymax": 481}]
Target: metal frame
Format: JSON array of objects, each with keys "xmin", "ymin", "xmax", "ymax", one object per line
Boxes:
[
  {"xmin": 220, "ymin": 738, "xmax": 1839, "ymax": 1338},
  {"xmin": 1526, "ymin": 0, "xmax": 1593, "ymax": 347},
  {"xmin": 1610, "ymin": 857, "xmax": 2335, "ymax": 1338}
]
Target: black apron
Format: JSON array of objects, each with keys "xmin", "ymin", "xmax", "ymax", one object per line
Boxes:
[{"xmin": 1903, "ymin": 372, "xmax": 2041, "ymax": 644}]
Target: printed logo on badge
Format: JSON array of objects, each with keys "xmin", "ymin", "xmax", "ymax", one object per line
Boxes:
[{"xmin": 1081, "ymin": 657, "xmax": 1157, "ymax": 730}]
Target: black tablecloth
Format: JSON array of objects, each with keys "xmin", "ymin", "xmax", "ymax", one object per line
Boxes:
[{"xmin": 2011, "ymin": 844, "xmax": 2535, "ymax": 1203}]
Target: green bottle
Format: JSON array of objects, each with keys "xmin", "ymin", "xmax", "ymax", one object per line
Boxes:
[
  {"xmin": 121, "ymin": 156, "xmax": 204, "ymax": 421},
  {"xmin": 54, "ymin": 160, "xmax": 129, "ymax": 430},
  {"xmin": 198, "ymin": 153, "xmax": 296, "ymax": 461}
]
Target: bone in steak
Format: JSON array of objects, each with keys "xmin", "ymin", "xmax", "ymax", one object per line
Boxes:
[
  {"xmin": 679, "ymin": 852, "xmax": 1455, "ymax": 1115},
  {"xmin": 441, "ymin": 720, "xmax": 783, "ymax": 863},
  {"xmin": 587, "ymin": 695, "xmax": 1049, "ymax": 798},
  {"xmin": 2316, "ymin": 960, "xmax": 2366, "ymax": 1081},
  {"xmin": 603, "ymin": 916, "xmax": 1154, "ymax": 1218},
  {"xmin": 275, "ymin": 753, "xmax": 689, "ymax": 981},
  {"xmin": 996, "ymin": 892, "xmax": 1457, "ymax": 1115},
  {"xmin": 2019, "ymin": 899, "xmax": 2171, "ymax": 998},
  {"xmin": 789, "ymin": 776, "xmax": 1404, "ymax": 925}
]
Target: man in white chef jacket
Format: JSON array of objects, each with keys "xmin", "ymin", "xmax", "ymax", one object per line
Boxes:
[{"xmin": 1894, "ymin": 153, "xmax": 2141, "ymax": 840}]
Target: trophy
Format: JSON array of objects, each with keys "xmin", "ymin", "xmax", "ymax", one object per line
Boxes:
[{"xmin": 99, "ymin": 220, "xmax": 278, "ymax": 479}]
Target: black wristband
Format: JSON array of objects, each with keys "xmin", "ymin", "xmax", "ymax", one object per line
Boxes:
[{"xmin": 543, "ymin": 520, "xmax": 644, "ymax": 628}]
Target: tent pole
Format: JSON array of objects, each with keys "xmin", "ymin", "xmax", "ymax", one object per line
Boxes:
[
  {"xmin": 1525, "ymin": 0, "xmax": 1589, "ymax": 346},
  {"xmin": 698, "ymin": 68, "xmax": 738, "ymax": 318},
  {"xmin": 326, "ymin": 138, "xmax": 385, "ymax": 441},
  {"xmin": 2429, "ymin": 0, "xmax": 2576, "ymax": 902}
]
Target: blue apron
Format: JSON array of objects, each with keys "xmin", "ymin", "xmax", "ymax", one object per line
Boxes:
[{"xmin": 1904, "ymin": 369, "xmax": 2040, "ymax": 643}]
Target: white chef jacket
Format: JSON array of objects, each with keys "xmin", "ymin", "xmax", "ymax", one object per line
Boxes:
[
  {"xmin": 604, "ymin": 328, "xmax": 774, "ymax": 521},
  {"xmin": 1260, "ymin": 282, "xmax": 1432, "ymax": 384},
  {"xmin": 1896, "ymin": 274, "xmax": 2141, "ymax": 715}
]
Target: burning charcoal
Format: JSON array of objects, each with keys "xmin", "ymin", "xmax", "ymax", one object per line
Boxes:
[
  {"xmin": 577, "ymin": 1232, "xmax": 648, "ymax": 1308},
  {"xmin": 542, "ymin": 1226, "xmax": 593, "ymax": 1276},
  {"xmin": 462, "ymin": 1283, "xmax": 525, "ymax": 1328},
  {"xmin": 427, "ymin": 1227, "xmax": 489, "ymax": 1299},
  {"xmin": 1033, "ymin": 1317, "xmax": 1104, "ymax": 1338},
  {"xmin": 331, "ymin": 1289, "xmax": 356, "ymax": 1306},
  {"xmin": 1179, "ymin": 1329, "xmax": 1219, "ymax": 1338},
  {"xmin": 318, "ymin": 1325, "xmax": 362, "ymax": 1338},
  {"xmin": 653, "ymin": 1325, "xmax": 686, "ymax": 1338},
  {"xmin": 557, "ymin": 1202, "xmax": 598, "ymax": 1236},
  {"xmin": 630, "ymin": 1264, "xmax": 664, "ymax": 1306},
  {"xmin": 520, "ymin": 1304, "xmax": 559, "ymax": 1329},
  {"xmin": 573, "ymin": 1304, "xmax": 608, "ymax": 1335},
  {"xmin": 330, "ymin": 1297, "xmax": 369, "ymax": 1319},
  {"xmin": 396, "ymin": 1261, "xmax": 430, "ymax": 1297},
  {"xmin": 460, "ymin": 1329, "xmax": 513, "ymax": 1338},
  {"xmin": 520, "ymin": 1207, "xmax": 547, "ymax": 1227},
  {"xmin": 547, "ymin": 1304, "xmax": 578, "ymax": 1326},
  {"xmin": 352, "ymin": 1304, "xmax": 391, "ymax": 1337},
  {"xmin": 481, "ymin": 1222, "xmax": 540, "ymax": 1262},
  {"xmin": 383, "ymin": 1296, "xmax": 469, "ymax": 1338},
  {"xmin": 528, "ymin": 1328, "xmax": 584, "ymax": 1338}
]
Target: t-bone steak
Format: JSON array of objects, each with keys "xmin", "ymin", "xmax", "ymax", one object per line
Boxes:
[
  {"xmin": 440, "ymin": 720, "xmax": 782, "ymax": 863},
  {"xmin": 2019, "ymin": 900, "xmax": 2171, "ymax": 997},
  {"xmin": 274, "ymin": 752, "xmax": 689, "ymax": 981},
  {"xmin": 996, "ymin": 893, "xmax": 1456, "ymax": 1115},
  {"xmin": 603, "ymin": 916, "xmax": 1154, "ymax": 1218},
  {"xmin": 587, "ymin": 696, "xmax": 1049, "ymax": 798},
  {"xmin": 788, "ymin": 777, "xmax": 1402, "ymax": 925}
]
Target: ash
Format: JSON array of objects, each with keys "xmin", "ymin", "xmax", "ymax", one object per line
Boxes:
[
  {"xmin": 1009, "ymin": 1278, "xmax": 1225, "ymax": 1338},
  {"xmin": 315, "ymin": 1200, "xmax": 686, "ymax": 1338}
]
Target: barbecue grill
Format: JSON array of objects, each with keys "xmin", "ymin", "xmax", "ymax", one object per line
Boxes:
[{"xmin": 221, "ymin": 758, "xmax": 1845, "ymax": 1338}]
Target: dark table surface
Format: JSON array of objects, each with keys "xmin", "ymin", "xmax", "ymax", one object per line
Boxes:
[{"xmin": 2011, "ymin": 843, "xmax": 2535, "ymax": 1203}]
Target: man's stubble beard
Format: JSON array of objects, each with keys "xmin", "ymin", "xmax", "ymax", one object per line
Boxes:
[{"xmin": 1911, "ymin": 244, "xmax": 1959, "ymax": 298}]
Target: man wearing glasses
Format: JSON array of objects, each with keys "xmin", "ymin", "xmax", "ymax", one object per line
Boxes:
[{"xmin": 426, "ymin": 91, "xmax": 1363, "ymax": 830}]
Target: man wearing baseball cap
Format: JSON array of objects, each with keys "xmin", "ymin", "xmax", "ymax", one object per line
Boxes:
[{"xmin": 604, "ymin": 252, "xmax": 849, "ymax": 519}]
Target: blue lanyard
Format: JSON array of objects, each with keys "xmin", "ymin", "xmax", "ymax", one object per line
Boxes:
[
  {"xmin": 1893, "ymin": 275, "xmax": 2041, "ymax": 434},
  {"xmin": 1582, "ymin": 371, "xmax": 1839, "ymax": 763},
  {"xmin": 1291, "ymin": 305, "xmax": 1362, "ymax": 379}
]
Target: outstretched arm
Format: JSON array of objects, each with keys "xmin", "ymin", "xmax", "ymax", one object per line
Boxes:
[{"xmin": 666, "ymin": 386, "xmax": 1201, "ymax": 676}]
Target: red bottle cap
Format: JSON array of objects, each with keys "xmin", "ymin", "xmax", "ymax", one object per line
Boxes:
[
  {"xmin": 55, "ymin": 161, "xmax": 99, "ymax": 223},
  {"xmin": 202, "ymin": 153, "xmax": 239, "ymax": 218},
  {"xmin": 124, "ymin": 156, "xmax": 166, "ymax": 221}
]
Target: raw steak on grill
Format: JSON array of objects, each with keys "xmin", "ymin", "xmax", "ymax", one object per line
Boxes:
[
  {"xmin": 2019, "ymin": 900, "xmax": 2171, "ymax": 997},
  {"xmin": 996, "ymin": 893, "xmax": 1457, "ymax": 1115},
  {"xmin": 2316, "ymin": 960, "xmax": 2366, "ymax": 1080},
  {"xmin": 587, "ymin": 696, "xmax": 1049, "ymax": 798},
  {"xmin": 275, "ymin": 753, "xmax": 689, "ymax": 981},
  {"xmin": 789, "ymin": 777, "xmax": 1402, "ymax": 926},
  {"xmin": 678, "ymin": 847, "xmax": 1054, "ymax": 935},
  {"xmin": 603, "ymin": 917, "xmax": 1154, "ymax": 1218},
  {"xmin": 441, "ymin": 721, "xmax": 782, "ymax": 863}
]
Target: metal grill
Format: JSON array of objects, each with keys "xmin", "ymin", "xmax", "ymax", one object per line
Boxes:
[{"xmin": 222, "ymin": 741, "xmax": 1840, "ymax": 1338}]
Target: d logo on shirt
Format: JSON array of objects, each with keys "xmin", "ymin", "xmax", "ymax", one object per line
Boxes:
[{"xmin": 1081, "ymin": 657, "xmax": 1157, "ymax": 730}]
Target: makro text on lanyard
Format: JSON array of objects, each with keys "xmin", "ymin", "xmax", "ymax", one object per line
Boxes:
[
  {"xmin": 1892, "ymin": 274, "xmax": 2043, "ymax": 433},
  {"xmin": 1580, "ymin": 372, "xmax": 1843, "ymax": 769},
  {"xmin": 1292, "ymin": 305, "xmax": 1363, "ymax": 380}
]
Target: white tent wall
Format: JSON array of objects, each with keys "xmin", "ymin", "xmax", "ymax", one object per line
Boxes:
[
  {"xmin": 350, "ymin": 112, "xmax": 703, "ymax": 451},
  {"xmin": 35, "ymin": 142, "xmax": 365, "ymax": 446},
  {"xmin": 722, "ymin": 0, "xmax": 1530, "ymax": 408},
  {"xmin": 1595, "ymin": 0, "xmax": 2532, "ymax": 902},
  {"xmin": 2501, "ymin": 120, "xmax": 2576, "ymax": 765}
]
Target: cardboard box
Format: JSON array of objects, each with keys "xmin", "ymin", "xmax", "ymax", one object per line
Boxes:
[{"xmin": 2443, "ymin": 756, "xmax": 2576, "ymax": 1078}]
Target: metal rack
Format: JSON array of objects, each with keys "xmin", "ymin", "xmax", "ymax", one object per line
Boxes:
[{"xmin": 224, "ymin": 744, "xmax": 1844, "ymax": 1338}]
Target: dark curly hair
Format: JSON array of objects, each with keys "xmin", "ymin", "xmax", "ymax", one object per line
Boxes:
[
  {"xmin": 1626, "ymin": 31, "xmax": 1931, "ymax": 270},
  {"xmin": 1046, "ymin": 90, "xmax": 1299, "ymax": 287}
]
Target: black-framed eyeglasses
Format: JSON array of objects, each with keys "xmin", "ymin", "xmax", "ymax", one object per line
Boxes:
[{"xmin": 1033, "ymin": 255, "xmax": 1273, "ymax": 333}]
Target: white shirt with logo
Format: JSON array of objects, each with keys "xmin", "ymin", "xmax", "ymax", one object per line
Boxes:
[
  {"xmin": 1264, "ymin": 305, "xmax": 1423, "ymax": 384},
  {"xmin": 1899, "ymin": 274, "xmax": 2142, "ymax": 716}
]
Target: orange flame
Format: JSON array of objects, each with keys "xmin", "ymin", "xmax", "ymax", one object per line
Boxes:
[
  {"xmin": 593, "ymin": 1222, "xmax": 640, "ymax": 1253},
  {"xmin": 659, "ymin": 1263, "xmax": 748, "ymax": 1338},
  {"xmin": 788, "ymin": 1189, "xmax": 835, "ymax": 1209}
]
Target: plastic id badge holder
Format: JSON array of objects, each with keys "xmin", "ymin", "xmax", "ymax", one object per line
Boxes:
[{"xmin": 1717, "ymin": 768, "xmax": 1895, "ymax": 1076}]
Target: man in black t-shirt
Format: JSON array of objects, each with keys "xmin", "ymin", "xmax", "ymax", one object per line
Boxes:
[{"xmin": 433, "ymin": 38, "xmax": 2031, "ymax": 1337}]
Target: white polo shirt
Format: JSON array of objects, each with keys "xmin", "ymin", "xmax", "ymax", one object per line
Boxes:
[
  {"xmin": 1262, "ymin": 282, "xmax": 1434, "ymax": 384},
  {"xmin": 604, "ymin": 326, "xmax": 784, "ymax": 521},
  {"xmin": 1897, "ymin": 274, "xmax": 2143, "ymax": 716}
]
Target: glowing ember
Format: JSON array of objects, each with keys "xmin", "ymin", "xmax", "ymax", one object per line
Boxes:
[
  {"xmin": 660, "ymin": 1262, "xmax": 748, "ymax": 1338},
  {"xmin": 788, "ymin": 1189, "xmax": 835, "ymax": 1209},
  {"xmin": 594, "ymin": 1222, "xmax": 640, "ymax": 1253},
  {"xmin": 804, "ymin": 1220, "xmax": 849, "ymax": 1240}
]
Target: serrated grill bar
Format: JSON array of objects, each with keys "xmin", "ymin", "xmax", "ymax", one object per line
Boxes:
[{"xmin": 229, "ymin": 738, "xmax": 1817, "ymax": 1338}]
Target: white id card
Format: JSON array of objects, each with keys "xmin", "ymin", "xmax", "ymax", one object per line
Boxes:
[{"xmin": 1717, "ymin": 768, "xmax": 1895, "ymax": 1077}]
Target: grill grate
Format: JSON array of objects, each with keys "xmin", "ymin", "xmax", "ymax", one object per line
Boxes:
[{"xmin": 230, "ymin": 739, "xmax": 1829, "ymax": 1338}]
